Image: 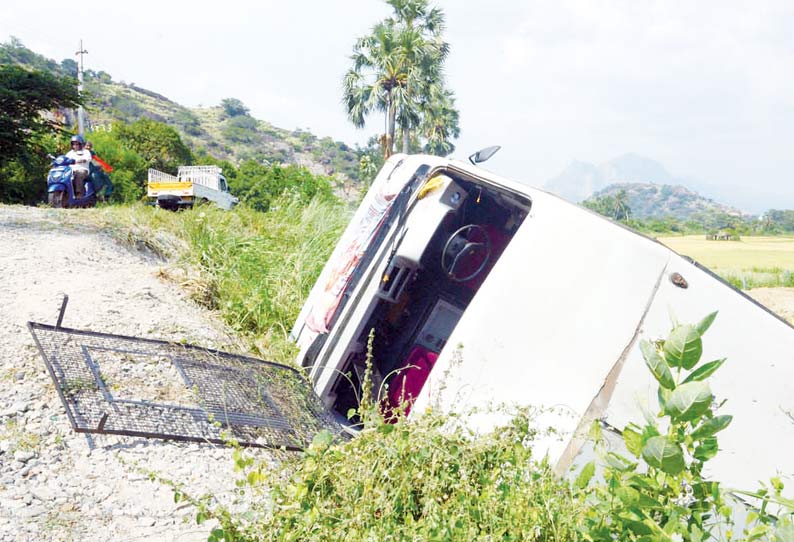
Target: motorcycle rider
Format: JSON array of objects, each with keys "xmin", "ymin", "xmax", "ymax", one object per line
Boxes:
[{"xmin": 65, "ymin": 135, "xmax": 92, "ymax": 198}]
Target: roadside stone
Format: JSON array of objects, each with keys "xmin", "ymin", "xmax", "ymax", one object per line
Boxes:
[
  {"xmin": 0, "ymin": 402, "xmax": 28, "ymax": 417},
  {"xmin": 13, "ymin": 451, "xmax": 35, "ymax": 463},
  {"xmin": 31, "ymin": 486, "xmax": 56, "ymax": 502},
  {"xmin": 16, "ymin": 504, "xmax": 45, "ymax": 520},
  {"xmin": 93, "ymin": 483, "xmax": 112, "ymax": 502},
  {"xmin": 59, "ymin": 501, "xmax": 76, "ymax": 512},
  {"xmin": 0, "ymin": 497, "xmax": 26, "ymax": 511}
]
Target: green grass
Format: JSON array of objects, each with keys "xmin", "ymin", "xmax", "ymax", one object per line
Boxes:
[
  {"xmin": 658, "ymin": 235, "xmax": 794, "ymax": 289},
  {"xmin": 72, "ymin": 199, "xmax": 350, "ymax": 362}
]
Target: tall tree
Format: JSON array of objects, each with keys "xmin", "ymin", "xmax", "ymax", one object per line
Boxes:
[
  {"xmin": 343, "ymin": 0, "xmax": 458, "ymax": 158},
  {"xmin": 386, "ymin": 0, "xmax": 448, "ymax": 154},
  {"xmin": 0, "ymin": 65, "xmax": 80, "ymax": 167}
]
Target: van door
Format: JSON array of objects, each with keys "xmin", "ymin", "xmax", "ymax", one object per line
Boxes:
[{"xmin": 290, "ymin": 155, "xmax": 441, "ymax": 362}]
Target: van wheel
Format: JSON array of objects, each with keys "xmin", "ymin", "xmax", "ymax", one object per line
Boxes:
[{"xmin": 48, "ymin": 191, "xmax": 65, "ymax": 208}]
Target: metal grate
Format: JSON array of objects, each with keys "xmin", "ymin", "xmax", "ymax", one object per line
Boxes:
[{"xmin": 28, "ymin": 321, "xmax": 341, "ymax": 450}]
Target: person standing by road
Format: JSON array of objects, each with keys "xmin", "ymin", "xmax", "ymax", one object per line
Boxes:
[
  {"xmin": 84, "ymin": 140, "xmax": 114, "ymax": 200},
  {"xmin": 65, "ymin": 135, "xmax": 92, "ymax": 198}
]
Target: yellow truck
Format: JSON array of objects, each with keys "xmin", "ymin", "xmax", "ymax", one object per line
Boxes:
[{"xmin": 147, "ymin": 165, "xmax": 238, "ymax": 210}]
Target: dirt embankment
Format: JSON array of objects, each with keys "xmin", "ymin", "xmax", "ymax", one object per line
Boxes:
[
  {"xmin": 0, "ymin": 205, "xmax": 258, "ymax": 542},
  {"xmin": 747, "ymin": 287, "xmax": 794, "ymax": 325}
]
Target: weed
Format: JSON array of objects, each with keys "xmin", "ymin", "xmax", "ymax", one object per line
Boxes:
[
  {"xmin": 2, "ymin": 419, "xmax": 41, "ymax": 453},
  {"xmin": 60, "ymin": 377, "xmax": 97, "ymax": 396}
]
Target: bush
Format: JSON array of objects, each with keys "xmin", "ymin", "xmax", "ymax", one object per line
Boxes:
[
  {"xmin": 222, "ymin": 115, "xmax": 260, "ymax": 144},
  {"xmin": 221, "ymin": 98, "xmax": 250, "ymax": 118},
  {"xmin": 113, "ymin": 118, "xmax": 192, "ymax": 174},
  {"xmin": 85, "ymin": 131, "xmax": 148, "ymax": 202},
  {"xmin": 230, "ymin": 161, "xmax": 336, "ymax": 213},
  {"xmin": 204, "ymin": 409, "xmax": 583, "ymax": 541}
]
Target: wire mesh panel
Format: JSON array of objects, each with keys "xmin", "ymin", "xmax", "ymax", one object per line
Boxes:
[{"xmin": 28, "ymin": 322, "xmax": 341, "ymax": 450}]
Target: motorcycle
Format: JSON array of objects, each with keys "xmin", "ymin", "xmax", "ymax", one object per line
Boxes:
[{"xmin": 47, "ymin": 155, "xmax": 97, "ymax": 208}]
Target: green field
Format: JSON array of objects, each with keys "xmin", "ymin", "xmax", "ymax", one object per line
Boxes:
[{"xmin": 657, "ymin": 235, "xmax": 794, "ymax": 289}]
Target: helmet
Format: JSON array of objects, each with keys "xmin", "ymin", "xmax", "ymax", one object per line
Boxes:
[{"xmin": 70, "ymin": 135, "xmax": 85, "ymax": 145}]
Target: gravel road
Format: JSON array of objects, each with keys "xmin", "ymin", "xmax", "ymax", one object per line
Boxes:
[{"xmin": 0, "ymin": 205, "xmax": 263, "ymax": 542}]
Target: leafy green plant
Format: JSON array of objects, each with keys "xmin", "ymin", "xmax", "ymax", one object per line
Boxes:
[
  {"xmin": 577, "ymin": 312, "xmax": 738, "ymax": 542},
  {"xmin": 198, "ymin": 409, "xmax": 581, "ymax": 542},
  {"xmin": 60, "ymin": 377, "xmax": 99, "ymax": 395}
]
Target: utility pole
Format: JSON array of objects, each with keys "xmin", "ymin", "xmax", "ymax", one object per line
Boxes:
[{"xmin": 75, "ymin": 40, "xmax": 88, "ymax": 136}]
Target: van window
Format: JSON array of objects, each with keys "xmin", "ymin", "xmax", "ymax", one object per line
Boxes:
[{"xmin": 219, "ymin": 176, "xmax": 229, "ymax": 192}]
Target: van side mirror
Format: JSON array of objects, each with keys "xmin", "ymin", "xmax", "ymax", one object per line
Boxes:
[{"xmin": 468, "ymin": 146, "xmax": 501, "ymax": 165}]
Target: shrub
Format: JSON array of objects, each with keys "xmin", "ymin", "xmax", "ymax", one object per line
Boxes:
[
  {"xmin": 577, "ymin": 313, "xmax": 794, "ymax": 541},
  {"xmin": 199, "ymin": 408, "xmax": 583, "ymax": 541},
  {"xmin": 221, "ymin": 98, "xmax": 250, "ymax": 118},
  {"xmin": 230, "ymin": 162, "xmax": 336, "ymax": 213},
  {"xmin": 222, "ymin": 116, "xmax": 260, "ymax": 144}
]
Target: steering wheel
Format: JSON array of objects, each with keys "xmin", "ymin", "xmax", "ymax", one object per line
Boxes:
[{"xmin": 441, "ymin": 224, "xmax": 492, "ymax": 282}]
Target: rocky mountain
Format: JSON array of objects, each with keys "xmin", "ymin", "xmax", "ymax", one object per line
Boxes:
[
  {"xmin": 544, "ymin": 152, "xmax": 751, "ymax": 219},
  {"xmin": 588, "ymin": 182, "xmax": 744, "ymax": 220},
  {"xmin": 1, "ymin": 39, "xmax": 362, "ymax": 181},
  {"xmin": 544, "ymin": 153, "xmax": 676, "ymax": 203}
]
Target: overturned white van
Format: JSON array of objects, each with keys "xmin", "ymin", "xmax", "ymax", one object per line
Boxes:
[{"xmin": 291, "ymin": 152, "xmax": 794, "ymax": 493}]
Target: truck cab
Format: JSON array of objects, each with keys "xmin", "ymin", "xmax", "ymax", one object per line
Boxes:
[{"xmin": 147, "ymin": 165, "xmax": 238, "ymax": 210}]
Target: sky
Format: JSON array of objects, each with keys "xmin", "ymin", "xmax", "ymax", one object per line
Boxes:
[{"xmin": 2, "ymin": 1, "xmax": 793, "ymax": 212}]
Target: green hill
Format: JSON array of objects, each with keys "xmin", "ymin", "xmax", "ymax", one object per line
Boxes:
[
  {"xmin": 1, "ymin": 38, "xmax": 363, "ymax": 182},
  {"xmin": 586, "ymin": 182, "xmax": 744, "ymax": 221}
]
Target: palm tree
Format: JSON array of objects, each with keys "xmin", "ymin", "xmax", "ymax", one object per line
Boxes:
[
  {"xmin": 421, "ymin": 87, "xmax": 460, "ymax": 156},
  {"xmin": 343, "ymin": 0, "xmax": 458, "ymax": 157},
  {"xmin": 343, "ymin": 22, "xmax": 407, "ymax": 158},
  {"xmin": 612, "ymin": 190, "xmax": 631, "ymax": 221},
  {"xmin": 386, "ymin": 0, "xmax": 449, "ymax": 154},
  {"xmin": 386, "ymin": 0, "xmax": 445, "ymax": 35}
]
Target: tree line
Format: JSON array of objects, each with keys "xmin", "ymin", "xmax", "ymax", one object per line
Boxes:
[
  {"xmin": 0, "ymin": 66, "xmax": 336, "ymax": 211},
  {"xmin": 584, "ymin": 191, "xmax": 794, "ymax": 236}
]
